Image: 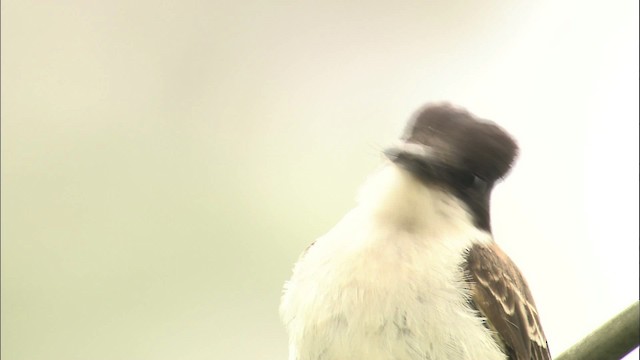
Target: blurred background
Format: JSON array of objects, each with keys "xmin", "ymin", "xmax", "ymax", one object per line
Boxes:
[{"xmin": 2, "ymin": 1, "xmax": 638, "ymax": 359}]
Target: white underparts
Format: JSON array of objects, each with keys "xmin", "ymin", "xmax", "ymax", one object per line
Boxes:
[{"xmin": 280, "ymin": 164, "xmax": 506, "ymax": 360}]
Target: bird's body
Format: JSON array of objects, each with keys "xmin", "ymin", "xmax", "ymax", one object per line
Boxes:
[
  {"xmin": 281, "ymin": 166, "xmax": 505, "ymax": 359},
  {"xmin": 281, "ymin": 104, "xmax": 550, "ymax": 360}
]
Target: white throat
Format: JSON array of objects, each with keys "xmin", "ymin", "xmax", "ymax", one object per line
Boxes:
[{"xmin": 357, "ymin": 163, "xmax": 477, "ymax": 236}]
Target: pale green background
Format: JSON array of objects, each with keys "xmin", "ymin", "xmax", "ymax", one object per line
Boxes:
[{"xmin": 2, "ymin": 1, "xmax": 638, "ymax": 360}]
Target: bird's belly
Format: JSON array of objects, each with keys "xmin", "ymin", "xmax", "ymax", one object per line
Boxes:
[{"xmin": 281, "ymin": 229, "xmax": 506, "ymax": 360}]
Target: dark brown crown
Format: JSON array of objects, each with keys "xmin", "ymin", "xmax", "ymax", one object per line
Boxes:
[{"xmin": 402, "ymin": 103, "xmax": 518, "ymax": 182}]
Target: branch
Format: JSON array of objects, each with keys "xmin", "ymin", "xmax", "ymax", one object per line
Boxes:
[{"xmin": 556, "ymin": 301, "xmax": 639, "ymax": 360}]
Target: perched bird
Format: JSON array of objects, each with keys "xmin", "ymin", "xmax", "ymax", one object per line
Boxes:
[{"xmin": 280, "ymin": 103, "xmax": 551, "ymax": 360}]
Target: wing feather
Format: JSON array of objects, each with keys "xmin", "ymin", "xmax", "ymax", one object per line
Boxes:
[{"xmin": 465, "ymin": 242, "xmax": 551, "ymax": 360}]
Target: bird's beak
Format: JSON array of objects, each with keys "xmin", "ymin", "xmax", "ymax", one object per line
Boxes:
[
  {"xmin": 383, "ymin": 141, "xmax": 437, "ymax": 164},
  {"xmin": 384, "ymin": 141, "xmax": 451, "ymax": 181}
]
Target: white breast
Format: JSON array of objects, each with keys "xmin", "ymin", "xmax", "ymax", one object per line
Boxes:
[{"xmin": 280, "ymin": 165, "xmax": 507, "ymax": 360}]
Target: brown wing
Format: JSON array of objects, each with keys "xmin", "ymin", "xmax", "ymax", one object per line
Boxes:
[{"xmin": 465, "ymin": 242, "xmax": 551, "ymax": 360}]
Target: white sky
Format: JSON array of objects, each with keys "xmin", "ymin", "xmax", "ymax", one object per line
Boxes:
[{"xmin": 2, "ymin": 0, "xmax": 638, "ymax": 359}]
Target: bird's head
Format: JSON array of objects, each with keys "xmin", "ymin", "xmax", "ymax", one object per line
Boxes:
[{"xmin": 384, "ymin": 103, "xmax": 518, "ymax": 231}]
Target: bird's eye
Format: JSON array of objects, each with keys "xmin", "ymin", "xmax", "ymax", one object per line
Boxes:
[
  {"xmin": 452, "ymin": 171, "xmax": 486, "ymax": 191},
  {"xmin": 454, "ymin": 171, "xmax": 475, "ymax": 188}
]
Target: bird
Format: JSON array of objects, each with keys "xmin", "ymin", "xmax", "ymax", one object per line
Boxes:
[{"xmin": 280, "ymin": 103, "xmax": 551, "ymax": 360}]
